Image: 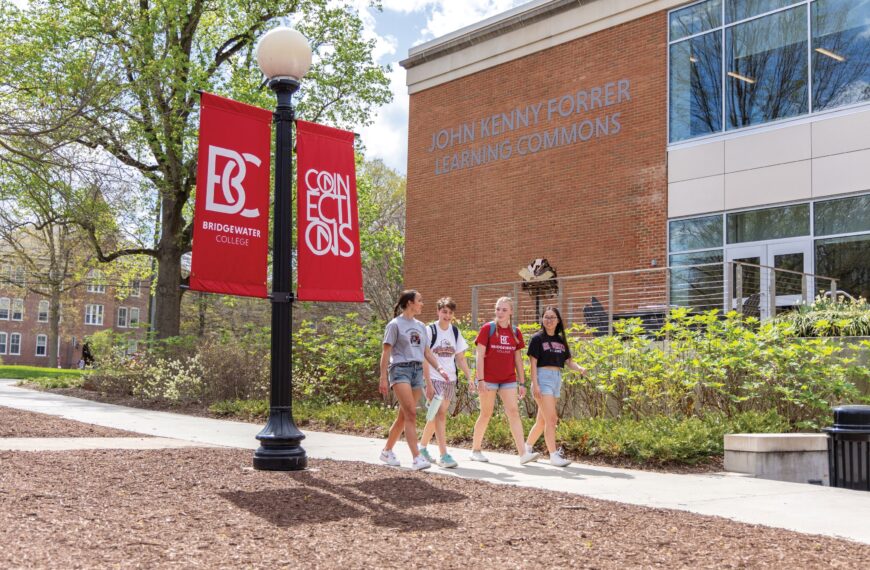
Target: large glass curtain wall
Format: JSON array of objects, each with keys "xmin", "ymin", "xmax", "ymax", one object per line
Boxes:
[{"xmin": 669, "ymin": 0, "xmax": 870, "ymax": 143}]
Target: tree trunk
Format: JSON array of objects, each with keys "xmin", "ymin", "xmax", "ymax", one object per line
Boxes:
[
  {"xmin": 48, "ymin": 289, "xmax": 61, "ymax": 369},
  {"xmin": 153, "ymin": 248, "xmax": 183, "ymax": 339}
]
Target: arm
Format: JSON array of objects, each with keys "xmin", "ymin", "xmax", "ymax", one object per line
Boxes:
[
  {"xmin": 514, "ymin": 349, "xmax": 527, "ymax": 399},
  {"xmin": 530, "ymin": 355, "xmax": 542, "ymax": 399},
  {"xmin": 456, "ymin": 352, "xmax": 473, "ymax": 384},
  {"xmin": 566, "ymin": 357, "xmax": 587, "ymax": 375},
  {"xmin": 474, "ymin": 343, "xmax": 486, "ymax": 392},
  {"xmin": 379, "ymin": 344, "xmax": 392, "ymax": 396}
]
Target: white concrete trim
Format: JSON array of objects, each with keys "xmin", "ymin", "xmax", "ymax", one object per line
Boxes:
[{"xmin": 725, "ymin": 433, "xmax": 829, "ymax": 453}]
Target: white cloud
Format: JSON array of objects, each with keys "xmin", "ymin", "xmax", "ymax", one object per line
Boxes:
[
  {"xmin": 417, "ymin": 0, "xmax": 530, "ymax": 40},
  {"xmin": 358, "ymin": 65, "xmax": 409, "ymax": 173}
]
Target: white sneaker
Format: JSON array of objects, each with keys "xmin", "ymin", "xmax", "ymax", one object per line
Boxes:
[
  {"xmin": 550, "ymin": 449, "xmax": 571, "ymax": 467},
  {"xmin": 469, "ymin": 450, "xmax": 489, "ymax": 463},
  {"xmin": 519, "ymin": 451, "xmax": 540, "ymax": 465},
  {"xmin": 379, "ymin": 449, "xmax": 400, "ymax": 467},
  {"xmin": 525, "ymin": 443, "xmax": 534, "ymax": 455},
  {"xmin": 411, "ymin": 455, "xmax": 431, "ymax": 471}
]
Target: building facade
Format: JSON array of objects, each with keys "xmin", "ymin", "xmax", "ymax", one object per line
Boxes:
[
  {"xmin": 0, "ymin": 267, "xmax": 149, "ymax": 368},
  {"xmin": 401, "ymin": 0, "xmax": 870, "ymax": 320}
]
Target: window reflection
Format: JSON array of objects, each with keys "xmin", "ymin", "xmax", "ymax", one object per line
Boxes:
[
  {"xmin": 726, "ymin": 0, "xmax": 796, "ymax": 24},
  {"xmin": 726, "ymin": 6, "xmax": 808, "ymax": 129},
  {"xmin": 670, "ymin": 250, "xmax": 725, "ymax": 310},
  {"xmin": 670, "ymin": 32, "xmax": 723, "ymax": 142},
  {"xmin": 670, "ymin": 0, "xmax": 722, "ymax": 41},
  {"xmin": 815, "ymin": 235, "xmax": 870, "ymax": 299},
  {"xmin": 726, "ymin": 204, "xmax": 809, "ymax": 243},
  {"xmin": 814, "ymin": 194, "xmax": 870, "ymax": 236},
  {"xmin": 669, "ymin": 215, "xmax": 723, "ymax": 251},
  {"xmin": 812, "ymin": 0, "xmax": 870, "ymax": 111}
]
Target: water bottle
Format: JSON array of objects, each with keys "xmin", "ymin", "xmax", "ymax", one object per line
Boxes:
[{"xmin": 426, "ymin": 393, "xmax": 443, "ymax": 422}]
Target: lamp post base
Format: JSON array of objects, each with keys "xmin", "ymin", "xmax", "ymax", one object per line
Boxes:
[{"xmin": 253, "ymin": 408, "xmax": 307, "ymax": 471}]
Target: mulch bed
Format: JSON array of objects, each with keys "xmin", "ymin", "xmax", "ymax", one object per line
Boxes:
[
  {"xmin": 0, "ymin": 406, "xmax": 138, "ymax": 438},
  {"xmin": 0, "ymin": 448, "xmax": 867, "ymax": 569},
  {"xmin": 26, "ymin": 385, "xmax": 723, "ymax": 474}
]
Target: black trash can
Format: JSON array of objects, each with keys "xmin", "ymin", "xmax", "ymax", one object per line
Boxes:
[{"xmin": 824, "ymin": 405, "xmax": 870, "ymax": 491}]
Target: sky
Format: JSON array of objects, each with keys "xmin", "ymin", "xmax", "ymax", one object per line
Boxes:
[{"xmin": 347, "ymin": 0, "xmax": 534, "ymax": 173}]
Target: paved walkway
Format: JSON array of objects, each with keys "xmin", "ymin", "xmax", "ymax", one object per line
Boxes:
[{"xmin": 2, "ymin": 379, "xmax": 869, "ymax": 545}]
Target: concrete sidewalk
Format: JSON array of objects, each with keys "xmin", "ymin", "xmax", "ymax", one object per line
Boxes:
[{"xmin": 2, "ymin": 379, "xmax": 869, "ymax": 545}]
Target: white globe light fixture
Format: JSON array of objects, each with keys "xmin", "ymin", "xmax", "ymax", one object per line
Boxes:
[
  {"xmin": 252, "ymin": 25, "xmax": 312, "ymax": 472},
  {"xmin": 256, "ymin": 27, "xmax": 312, "ymax": 81}
]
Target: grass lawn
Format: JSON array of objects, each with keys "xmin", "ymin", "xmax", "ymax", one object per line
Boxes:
[{"xmin": 0, "ymin": 365, "xmax": 84, "ymax": 380}]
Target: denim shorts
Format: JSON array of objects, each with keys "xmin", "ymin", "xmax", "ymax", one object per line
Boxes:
[
  {"xmin": 481, "ymin": 381, "xmax": 518, "ymax": 391},
  {"xmin": 389, "ymin": 362, "xmax": 424, "ymax": 390},
  {"xmin": 537, "ymin": 368, "xmax": 562, "ymax": 398}
]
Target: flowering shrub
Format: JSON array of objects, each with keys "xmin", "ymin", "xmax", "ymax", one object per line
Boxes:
[{"xmin": 777, "ymin": 295, "xmax": 870, "ymax": 337}]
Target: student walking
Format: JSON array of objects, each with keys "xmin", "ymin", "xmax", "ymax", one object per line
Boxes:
[
  {"xmin": 470, "ymin": 297, "xmax": 539, "ymax": 465},
  {"xmin": 525, "ymin": 306, "xmax": 586, "ymax": 466},
  {"xmin": 418, "ymin": 297, "xmax": 473, "ymax": 469},
  {"xmin": 379, "ymin": 290, "xmax": 449, "ymax": 470}
]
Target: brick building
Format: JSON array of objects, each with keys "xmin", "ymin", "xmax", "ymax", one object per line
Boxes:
[
  {"xmin": 401, "ymin": 0, "xmax": 870, "ymax": 323},
  {"xmin": 0, "ymin": 266, "xmax": 149, "ymax": 368}
]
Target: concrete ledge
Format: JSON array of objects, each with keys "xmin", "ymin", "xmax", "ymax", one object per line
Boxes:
[
  {"xmin": 725, "ymin": 433, "xmax": 828, "ymax": 453},
  {"xmin": 724, "ymin": 433, "xmax": 829, "ymax": 485}
]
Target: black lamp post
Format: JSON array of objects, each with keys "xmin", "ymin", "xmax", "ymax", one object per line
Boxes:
[{"xmin": 253, "ymin": 27, "xmax": 312, "ymax": 471}]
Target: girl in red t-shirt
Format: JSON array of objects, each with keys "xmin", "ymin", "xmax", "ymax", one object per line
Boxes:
[{"xmin": 470, "ymin": 297, "xmax": 540, "ymax": 465}]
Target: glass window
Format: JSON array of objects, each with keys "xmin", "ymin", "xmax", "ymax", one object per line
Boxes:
[
  {"xmin": 815, "ymin": 234, "xmax": 870, "ymax": 300},
  {"xmin": 670, "ymin": 32, "xmax": 723, "ymax": 142},
  {"xmin": 35, "ymin": 334, "xmax": 47, "ymax": 357},
  {"xmin": 87, "ymin": 270, "xmax": 106, "ymax": 294},
  {"xmin": 812, "ymin": 0, "xmax": 870, "ymax": 111},
  {"xmin": 0, "ymin": 332, "xmax": 6, "ymax": 354},
  {"xmin": 10, "ymin": 333, "xmax": 20, "ymax": 355},
  {"xmin": 11, "ymin": 299, "xmax": 23, "ymax": 321},
  {"xmin": 85, "ymin": 304, "xmax": 104, "ymax": 326},
  {"xmin": 726, "ymin": 6, "xmax": 808, "ymax": 129},
  {"xmin": 0, "ymin": 298, "xmax": 8, "ymax": 320},
  {"xmin": 670, "ymin": 0, "xmax": 722, "ymax": 41},
  {"xmin": 38, "ymin": 300, "xmax": 49, "ymax": 323},
  {"xmin": 117, "ymin": 307, "xmax": 128, "ymax": 328},
  {"xmin": 669, "ymin": 215, "xmax": 723, "ymax": 252},
  {"xmin": 130, "ymin": 279, "xmax": 142, "ymax": 297},
  {"xmin": 12, "ymin": 266, "xmax": 25, "ymax": 287},
  {"xmin": 130, "ymin": 307, "xmax": 140, "ymax": 327},
  {"xmin": 814, "ymin": 194, "xmax": 870, "ymax": 236},
  {"xmin": 726, "ymin": 0, "xmax": 797, "ymax": 24},
  {"xmin": 727, "ymin": 203, "xmax": 810, "ymax": 243},
  {"xmin": 669, "ymin": 250, "xmax": 725, "ymax": 309}
]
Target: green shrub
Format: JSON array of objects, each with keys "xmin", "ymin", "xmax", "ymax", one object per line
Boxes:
[
  {"xmin": 23, "ymin": 375, "xmax": 85, "ymax": 389},
  {"xmin": 778, "ymin": 295, "xmax": 870, "ymax": 337}
]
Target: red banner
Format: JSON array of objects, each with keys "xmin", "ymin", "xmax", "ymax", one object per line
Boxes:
[
  {"xmin": 296, "ymin": 120, "xmax": 364, "ymax": 302},
  {"xmin": 190, "ymin": 92, "xmax": 272, "ymax": 298}
]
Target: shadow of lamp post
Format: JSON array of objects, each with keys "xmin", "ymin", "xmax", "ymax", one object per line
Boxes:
[{"xmin": 252, "ymin": 27, "xmax": 312, "ymax": 471}]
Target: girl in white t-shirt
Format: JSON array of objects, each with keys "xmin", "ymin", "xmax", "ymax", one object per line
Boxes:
[{"xmin": 418, "ymin": 297, "xmax": 473, "ymax": 468}]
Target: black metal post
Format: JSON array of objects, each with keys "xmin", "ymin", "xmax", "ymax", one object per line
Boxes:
[{"xmin": 253, "ymin": 77, "xmax": 307, "ymax": 471}]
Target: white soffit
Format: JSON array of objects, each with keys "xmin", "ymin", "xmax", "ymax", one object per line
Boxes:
[{"xmin": 401, "ymin": 0, "xmax": 688, "ymax": 94}]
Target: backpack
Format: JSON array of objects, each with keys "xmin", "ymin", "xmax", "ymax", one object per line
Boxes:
[
  {"xmin": 429, "ymin": 322, "xmax": 460, "ymax": 348},
  {"xmin": 485, "ymin": 320, "xmax": 520, "ymax": 348}
]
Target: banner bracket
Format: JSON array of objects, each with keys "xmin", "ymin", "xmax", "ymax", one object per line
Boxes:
[{"xmin": 270, "ymin": 291, "xmax": 295, "ymax": 303}]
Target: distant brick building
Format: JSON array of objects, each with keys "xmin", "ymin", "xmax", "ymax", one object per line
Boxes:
[
  {"xmin": 401, "ymin": 0, "xmax": 870, "ymax": 321},
  {"xmin": 0, "ymin": 265, "xmax": 149, "ymax": 368}
]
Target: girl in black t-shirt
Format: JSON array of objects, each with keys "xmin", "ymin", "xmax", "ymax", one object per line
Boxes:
[{"xmin": 524, "ymin": 306, "xmax": 586, "ymax": 467}]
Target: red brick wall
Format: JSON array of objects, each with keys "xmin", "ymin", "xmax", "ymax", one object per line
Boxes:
[{"xmin": 405, "ymin": 12, "xmax": 668, "ymax": 319}]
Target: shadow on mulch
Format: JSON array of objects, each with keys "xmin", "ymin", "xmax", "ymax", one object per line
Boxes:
[{"xmin": 223, "ymin": 472, "xmax": 466, "ymax": 533}]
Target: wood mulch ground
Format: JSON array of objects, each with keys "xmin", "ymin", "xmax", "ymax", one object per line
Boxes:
[
  {"xmin": 1, "ymin": 447, "xmax": 868, "ymax": 569},
  {"xmin": 0, "ymin": 406, "xmax": 138, "ymax": 438}
]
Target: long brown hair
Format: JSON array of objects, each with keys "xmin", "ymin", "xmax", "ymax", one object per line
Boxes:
[
  {"xmin": 541, "ymin": 305, "xmax": 568, "ymax": 348},
  {"xmin": 393, "ymin": 289, "xmax": 419, "ymax": 317}
]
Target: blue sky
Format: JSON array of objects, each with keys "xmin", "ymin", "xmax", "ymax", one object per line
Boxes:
[{"xmin": 349, "ymin": 1, "xmax": 533, "ymax": 173}]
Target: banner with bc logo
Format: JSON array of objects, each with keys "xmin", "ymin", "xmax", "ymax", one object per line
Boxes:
[
  {"xmin": 296, "ymin": 120, "xmax": 364, "ymax": 302},
  {"xmin": 190, "ymin": 92, "xmax": 272, "ymax": 298}
]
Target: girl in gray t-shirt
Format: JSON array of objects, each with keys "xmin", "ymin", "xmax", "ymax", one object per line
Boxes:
[{"xmin": 378, "ymin": 289, "xmax": 448, "ymax": 471}]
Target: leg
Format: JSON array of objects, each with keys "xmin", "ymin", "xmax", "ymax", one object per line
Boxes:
[
  {"xmin": 384, "ymin": 405, "xmax": 405, "ymax": 451},
  {"xmin": 433, "ymin": 397, "xmax": 451, "ymax": 456},
  {"xmin": 526, "ymin": 396, "xmax": 545, "ymax": 450},
  {"xmin": 472, "ymin": 386, "xmax": 497, "ymax": 452},
  {"xmin": 498, "ymin": 388, "xmax": 527, "ymax": 456},
  {"xmin": 419, "ymin": 418, "xmax": 436, "ymax": 450},
  {"xmin": 539, "ymin": 395, "xmax": 560, "ymax": 453},
  {"xmin": 392, "ymin": 383, "xmax": 422, "ymax": 457}
]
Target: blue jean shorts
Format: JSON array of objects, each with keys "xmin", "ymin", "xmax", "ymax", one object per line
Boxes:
[
  {"xmin": 389, "ymin": 362, "xmax": 424, "ymax": 390},
  {"xmin": 537, "ymin": 368, "xmax": 562, "ymax": 398},
  {"xmin": 481, "ymin": 381, "xmax": 518, "ymax": 391}
]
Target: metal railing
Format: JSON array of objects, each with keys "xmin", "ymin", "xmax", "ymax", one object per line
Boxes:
[{"xmin": 470, "ymin": 262, "xmax": 838, "ymax": 331}]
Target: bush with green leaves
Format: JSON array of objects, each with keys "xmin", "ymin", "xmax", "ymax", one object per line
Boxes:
[{"xmin": 777, "ymin": 295, "xmax": 870, "ymax": 337}]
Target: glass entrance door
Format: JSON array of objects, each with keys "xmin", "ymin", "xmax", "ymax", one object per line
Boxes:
[{"xmin": 726, "ymin": 240, "xmax": 812, "ymax": 318}]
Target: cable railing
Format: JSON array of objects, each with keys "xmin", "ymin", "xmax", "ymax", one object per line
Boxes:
[{"xmin": 470, "ymin": 262, "xmax": 840, "ymax": 332}]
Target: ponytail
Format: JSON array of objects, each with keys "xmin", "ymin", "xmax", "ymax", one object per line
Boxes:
[{"xmin": 393, "ymin": 289, "xmax": 419, "ymax": 317}]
